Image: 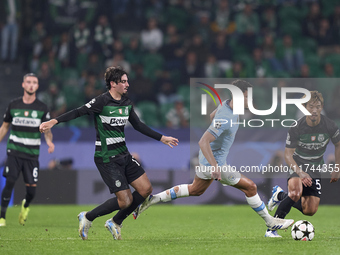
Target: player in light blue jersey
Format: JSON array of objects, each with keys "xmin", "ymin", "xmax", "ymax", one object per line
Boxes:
[{"xmin": 133, "ymin": 80, "xmax": 294, "ymax": 235}]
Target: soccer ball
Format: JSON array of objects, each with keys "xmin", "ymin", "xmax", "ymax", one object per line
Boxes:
[{"xmin": 291, "ymin": 220, "xmax": 315, "ymax": 241}]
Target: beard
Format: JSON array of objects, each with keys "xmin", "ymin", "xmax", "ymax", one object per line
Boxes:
[{"xmin": 25, "ymin": 89, "xmax": 35, "ymax": 96}]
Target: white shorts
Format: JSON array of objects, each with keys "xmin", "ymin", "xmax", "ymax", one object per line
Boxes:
[{"xmin": 195, "ymin": 164, "xmax": 241, "ymax": 186}]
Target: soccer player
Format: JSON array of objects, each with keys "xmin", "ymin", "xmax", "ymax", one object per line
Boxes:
[
  {"xmin": 39, "ymin": 66, "xmax": 178, "ymax": 240},
  {"xmin": 0, "ymin": 73, "xmax": 55, "ymax": 227},
  {"xmin": 266, "ymin": 91, "xmax": 340, "ymax": 237},
  {"xmin": 133, "ymin": 80, "xmax": 294, "ymax": 234}
]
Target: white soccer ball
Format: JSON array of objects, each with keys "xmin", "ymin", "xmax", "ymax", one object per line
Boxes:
[{"xmin": 291, "ymin": 220, "xmax": 315, "ymax": 241}]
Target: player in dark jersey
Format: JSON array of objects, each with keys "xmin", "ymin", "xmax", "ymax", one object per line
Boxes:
[
  {"xmin": 265, "ymin": 91, "xmax": 340, "ymax": 237},
  {"xmin": 0, "ymin": 73, "xmax": 55, "ymax": 227},
  {"xmin": 39, "ymin": 66, "xmax": 178, "ymax": 240}
]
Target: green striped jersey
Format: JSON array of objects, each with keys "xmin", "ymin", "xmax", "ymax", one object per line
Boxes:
[
  {"xmin": 72, "ymin": 92, "xmax": 151, "ymax": 163},
  {"xmin": 92, "ymin": 96, "xmax": 132, "ymax": 162},
  {"xmin": 286, "ymin": 115, "xmax": 340, "ymax": 177},
  {"xmin": 3, "ymin": 97, "xmax": 50, "ymax": 160},
  {"xmin": 55, "ymin": 91, "xmax": 162, "ymax": 164}
]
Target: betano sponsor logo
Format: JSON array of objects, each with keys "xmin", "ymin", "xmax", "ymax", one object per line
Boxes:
[
  {"xmin": 109, "ymin": 117, "xmax": 128, "ymax": 126},
  {"xmin": 13, "ymin": 117, "xmax": 41, "ymax": 127},
  {"xmin": 298, "ymin": 139, "xmax": 329, "ymax": 150},
  {"xmin": 198, "ymin": 82, "xmax": 311, "ymax": 128}
]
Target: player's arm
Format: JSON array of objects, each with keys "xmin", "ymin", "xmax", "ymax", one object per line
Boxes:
[
  {"xmin": 0, "ymin": 122, "xmax": 11, "ymax": 142},
  {"xmin": 39, "ymin": 111, "xmax": 72, "ymax": 132},
  {"xmin": 198, "ymin": 131, "xmax": 220, "ymax": 180},
  {"xmin": 330, "ymin": 141, "xmax": 340, "ymax": 183},
  {"xmin": 210, "ymin": 108, "xmax": 218, "ymax": 122},
  {"xmin": 40, "ymin": 97, "xmax": 103, "ymax": 133},
  {"xmin": 129, "ymin": 108, "xmax": 178, "ymax": 148},
  {"xmin": 284, "ymin": 147, "xmax": 312, "ymax": 187},
  {"xmin": 43, "ymin": 129, "xmax": 55, "ymax": 154}
]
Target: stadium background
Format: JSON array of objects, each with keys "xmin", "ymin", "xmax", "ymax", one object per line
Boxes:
[{"xmin": 0, "ymin": 0, "xmax": 340, "ymax": 205}]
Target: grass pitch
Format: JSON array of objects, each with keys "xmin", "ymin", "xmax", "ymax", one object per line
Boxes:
[{"xmin": 0, "ymin": 204, "xmax": 340, "ymax": 255}]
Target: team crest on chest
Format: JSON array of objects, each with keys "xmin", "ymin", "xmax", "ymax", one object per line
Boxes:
[
  {"xmin": 119, "ymin": 109, "xmax": 122, "ymax": 114},
  {"xmin": 24, "ymin": 111, "xmax": 29, "ymax": 116},
  {"xmin": 318, "ymin": 134, "xmax": 325, "ymax": 142},
  {"xmin": 31, "ymin": 111, "xmax": 37, "ymax": 118},
  {"xmin": 125, "ymin": 107, "xmax": 129, "ymax": 115},
  {"xmin": 311, "ymin": 136, "xmax": 316, "ymax": 141}
]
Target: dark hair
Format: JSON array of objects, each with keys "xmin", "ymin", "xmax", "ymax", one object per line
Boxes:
[
  {"xmin": 104, "ymin": 66, "xmax": 128, "ymax": 90},
  {"xmin": 302, "ymin": 90, "xmax": 324, "ymax": 106},
  {"xmin": 23, "ymin": 73, "xmax": 38, "ymax": 81},
  {"xmin": 231, "ymin": 79, "xmax": 252, "ymax": 93}
]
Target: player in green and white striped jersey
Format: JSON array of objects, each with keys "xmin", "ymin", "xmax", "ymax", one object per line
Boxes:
[
  {"xmin": 0, "ymin": 73, "xmax": 54, "ymax": 227},
  {"xmin": 40, "ymin": 66, "xmax": 178, "ymax": 240},
  {"xmin": 266, "ymin": 91, "xmax": 340, "ymax": 237}
]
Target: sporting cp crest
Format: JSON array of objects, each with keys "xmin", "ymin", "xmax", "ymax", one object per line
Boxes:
[
  {"xmin": 31, "ymin": 111, "xmax": 38, "ymax": 118},
  {"xmin": 318, "ymin": 134, "xmax": 325, "ymax": 142},
  {"xmin": 115, "ymin": 180, "xmax": 121, "ymax": 187}
]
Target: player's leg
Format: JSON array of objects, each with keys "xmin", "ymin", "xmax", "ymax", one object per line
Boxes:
[
  {"xmin": 77, "ymin": 189, "xmax": 132, "ymax": 240},
  {"xmin": 86, "ymin": 189, "xmax": 133, "ymax": 222},
  {"xmin": 87, "ymin": 159, "xmax": 134, "ymax": 220},
  {"xmin": 299, "ymin": 178, "xmax": 321, "ymax": 216},
  {"xmin": 268, "ymin": 185, "xmax": 303, "ymax": 212},
  {"xmin": 274, "ymin": 177, "xmax": 303, "ymax": 219},
  {"xmin": 265, "ymin": 177, "xmax": 303, "ymax": 238},
  {"xmin": 0, "ymin": 176, "xmax": 16, "ymax": 226},
  {"xmin": 219, "ymin": 169, "xmax": 272, "ymax": 224},
  {"xmin": 227, "ymin": 173, "xmax": 293, "ymax": 234},
  {"xmin": 231, "ymin": 174, "xmax": 273, "ymax": 224},
  {"xmin": 78, "ymin": 189, "xmax": 131, "ymax": 240},
  {"xmin": 143, "ymin": 164, "xmax": 214, "ymax": 206},
  {"xmin": 111, "ymin": 173, "xmax": 152, "ymax": 225},
  {"xmin": 133, "ymin": 175, "xmax": 213, "ymax": 219},
  {"xmin": 301, "ymin": 196, "xmax": 320, "ymax": 216},
  {"xmin": 19, "ymin": 159, "xmax": 40, "ymax": 225},
  {"xmin": 105, "ymin": 155, "xmax": 150, "ymax": 240},
  {"xmin": 79, "ymin": 160, "xmax": 132, "ymax": 240},
  {"xmin": 153, "ymin": 175, "xmax": 212, "ymax": 202},
  {"xmin": 0, "ymin": 156, "xmax": 21, "ymax": 226}
]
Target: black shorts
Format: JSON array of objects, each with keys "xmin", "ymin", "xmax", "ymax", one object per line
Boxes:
[
  {"xmin": 288, "ymin": 172, "xmax": 322, "ymax": 198},
  {"xmin": 3, "ymin": 155, "xmax": 39, "ymax": 184},
  {"xmin": 95, "ymin": 154, "xmax": 145, "ymax": 194}
]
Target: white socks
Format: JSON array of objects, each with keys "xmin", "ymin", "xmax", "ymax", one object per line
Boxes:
[
  {"xmin": 246, "ymin": 193, "xmax": 272, "ymax": 223},
  {"xmin": 155, "ymin": 184, "xmax": 190, "ymax": 203}
]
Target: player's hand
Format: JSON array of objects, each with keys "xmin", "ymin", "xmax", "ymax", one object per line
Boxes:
[
  {"xmin": 211, "ymin": 165, "xmax": 221, "ymax": 181},
  {"xmin": 47, "ymin": 142, "xmax": 55, "ymax": 154},
  {"xmin": 297, "ymin": 171, "xmax": 312, "ymax": 187},
  {"xmin": 161, "ymin": 136, "xmax": 179, "ymax": 148},
  {"xmin": 40, "ymin": 119, "xmax": 58, "ymax": 133},
  {"xmin": 330, "ymin": 170, "xmax": 340, "ymax": 183}
]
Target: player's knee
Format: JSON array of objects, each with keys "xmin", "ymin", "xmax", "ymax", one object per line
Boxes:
[
  {"xmin": 244, "ymin": 181, "xmax": 257, "ymax": 197},
  {"xmin": 122, "ymin": 200, "xmax": 132, "ymax": 209},
  {"xmin": 288, "ymin": 190, "xmax": 302, "ymax": 202},
  {"xmin": 118, "ymin": 195, "xmax": 133, "ymax": 209},
  {"xmin": 141, "ymin": 185, "xmax": 153, "ymax": 198},
  {"xmin": 249, "ymin": 182, "xmax": 257, "ymax": 194},
  {"xmin": 303, "ymin": 209, "xmax": 316, "ymax": 216},
  {"xmin": 303, "ymin": 206, "xmax": 318, "ymax": 216}
]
